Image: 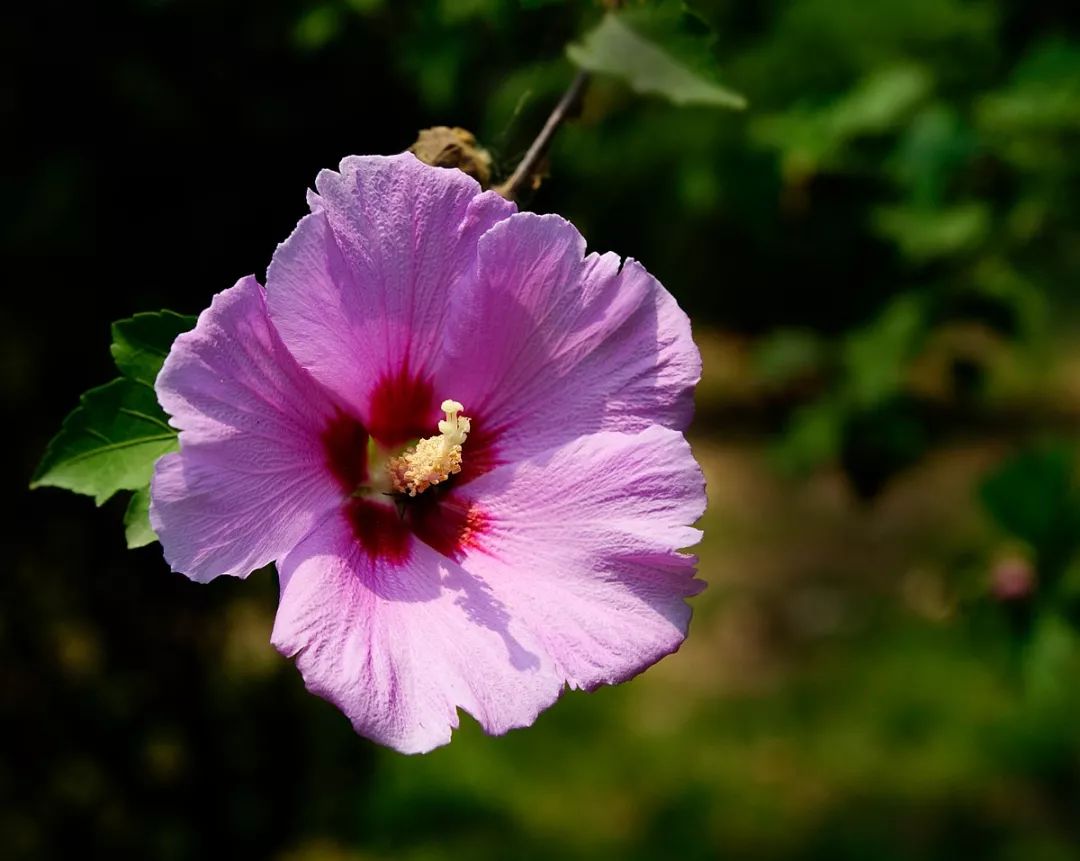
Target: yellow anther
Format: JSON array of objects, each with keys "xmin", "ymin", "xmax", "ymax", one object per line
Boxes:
[{"xmin": 388, "ymin": 400, "xmax": 471, "ymax": 496}]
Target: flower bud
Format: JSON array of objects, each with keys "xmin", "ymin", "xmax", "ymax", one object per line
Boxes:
[{"xmin": 409, "ymin": 126, "xmax": 493, "ymax": 187}]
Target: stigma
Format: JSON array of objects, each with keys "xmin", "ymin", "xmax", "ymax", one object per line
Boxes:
[{"xmin": 388, "ymin": 400, "xmax": 471, "ymax": 496}]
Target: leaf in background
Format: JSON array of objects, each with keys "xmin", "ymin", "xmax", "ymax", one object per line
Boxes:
[
  {"xmin": 772, "ymin": 399, "xmax": 843, "ymax": 475},
  {"xmin": 111, "ymin": 310, "xmax": 197, "ymax": 387},
  {"xmin": 1024, "ymin": 613, "xmax": 1080, "ymax": 704},
  {"xmin": 980, "ymin": 444, "xmax": 1080, "ymax": 580},
  {"xmin": 977, "ymin": 39, "xmax": 1080, "ymax": 136},
  {"xmin": 873, "ymin": 202, "xmax": 990, "ymax": 262},
  {"xmin": 30, "ymin": 379, "xmax": 179, "ymax": 504},
  {"xmin": 976, "ymin": 39, "xmax": 1080, "ymax": 172},
  {"xmin": 827, "ymin": 65, "xmax": 932, "ymax": 139},
  {"xmin": 294, "ymin": 4, "xmax": 343, "ymax": 52},
  {"xmin": 753, "ymin": 65, "xmax": 931, "ymax": 176},
  {"xmin": 124, "ymin": 484, "xmax": 157, "ymax": 549},
  {"xmin": 839, "ymin": 396, "xmax": 927, "ymax": 500},
  {"xmin": 753, "ymin": 328, "xmax": 825, "ymax": 388},
  {"xmin": 888, "ymin": 105, "xmax": 974, "ymax": 208},
  {"xmin": 567, "ymin": 6, "xmax": 746, "ymax": 109},
  {"xmin": 960, "ymin": 259, "xmax": 1046, "ymax": 342},
  {"xmin": 842, "ymin": 295, "xmax": 928, "ymax": 407}
]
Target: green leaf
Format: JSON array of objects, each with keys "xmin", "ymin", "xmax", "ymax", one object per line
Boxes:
[
  {"xmin": 752, "ymin": 65, "xmax": 931, "ymax": 175},
  {"xmin": 772, "ymin": 399, "xmax": 843, "ymax": 475},
  {"xmin": 873, "ymin": 202, "xmax": 989, "ymax": 262},
  {"xmin": 31, "ymin": 378, "xmax": 179, "ymax": 504},
  {"xmin": 753, "ymin": 328, "xmax": 825, "ymax": 387},
  {"xmin": 842, "ymin": 295, "xmax": 928, "ymax": 407},
  {"xmin": 889, "ymin": 105, "xmax": 974, "ymax": 208},
  {"xmin": 980, "ymin": 444, "xmax": 1080, "ymax": 579},
  {"xmin": 124, "ymin": 485, "xmax": 157, "ymax": 549},
  {"xmin": 839, "ymin": 396, "xmax": 927, "ymax": 500},
  {"xmin": 1025, "ymin": 613, "xmax": 1080, "ymax": 705},
  {"xmin": 977, "ymin": 39, "xmax": 1080, "ymax": 137},
  {"xmin": 826, "ymin": 65, "xmax": 932, "ymax": 139},
  {"xmin": 294, "ymin": 4, "xmax": 342, "ymax": 51},
  {"xmin": 33, "ymin": 308, "xmax": 191, "ymax": 532},
  {"xmin": 110, "ymin": 310, "xmax": 197, "ymax": 388},
  {"xmin": 567, "ymin": 9, "xmax": 746, "ymax": 110}
]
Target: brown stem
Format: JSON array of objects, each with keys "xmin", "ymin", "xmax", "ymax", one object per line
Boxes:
[{"xmin": 495, "ymin": 70, "xmax": 591, "ymax": 201}]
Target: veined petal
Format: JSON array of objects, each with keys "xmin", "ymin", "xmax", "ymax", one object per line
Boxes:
[
  {"xmin": 438, "ymin": 212, "xmax": 700, "ymax": 477},
  {"xmin": 272, "ymin": 505, "xmax": 562, "ymax": 754},
  {"xmin": 149, "ymin": 156, "xmax": 708, "ymax": 751},
  {"xmin": 452, "ymin": 426, "xmax": 706, "ymax": 690},
  {"xmin": 151, "ymin": 277, "xmax": 350, "ymax": 583},
  {"xmin": 266, "ymin": 153, "xmax": 515, "ymax": 435}
]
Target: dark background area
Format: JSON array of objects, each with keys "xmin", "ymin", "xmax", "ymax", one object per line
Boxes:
[{"xmin": 4, "ymin": 1, "xmax": 1080, "ymax": 859}]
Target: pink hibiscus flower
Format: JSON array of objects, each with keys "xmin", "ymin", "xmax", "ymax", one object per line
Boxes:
[{"xmin": 150, "ymin": 153, "xmax": 705, "ymax": 753}]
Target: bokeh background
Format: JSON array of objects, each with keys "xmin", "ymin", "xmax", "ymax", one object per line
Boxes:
[{"xmin": 5, "ymin": 0, "xmax": 1080, "ymax": 858}]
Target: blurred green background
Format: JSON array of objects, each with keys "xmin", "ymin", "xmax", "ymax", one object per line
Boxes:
[{"xmin": 5, "ymin": 0, "xmax": 1080, "ymax": 858}]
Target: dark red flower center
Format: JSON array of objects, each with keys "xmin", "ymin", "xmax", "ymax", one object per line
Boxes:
[{"xmin": 321, "ymin": 365, "xmax": 498, "ymax": 563}]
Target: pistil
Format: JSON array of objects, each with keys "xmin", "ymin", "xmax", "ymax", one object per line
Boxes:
[{"xmin": 387, "ymin": 400, "xmax": 471, "ymax": 496}]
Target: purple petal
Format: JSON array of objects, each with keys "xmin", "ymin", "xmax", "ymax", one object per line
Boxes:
[
  {"xmin": 266, "ymin": 153, "xmax": 515, "ymax": 420},
  {"xmin": 453, "ymin": 426, "xmax": 706, "ymax": 690},
  {"xmin": 151, "ymin": 276, "xmax": 349, "ymax": 583},
  {"xmin": 438, "ymin": 212, "xmax": 701, "ymax": 473},
  {"xmin": 271, "ymin": 504, "xmax": 562, "ymax": 754}
]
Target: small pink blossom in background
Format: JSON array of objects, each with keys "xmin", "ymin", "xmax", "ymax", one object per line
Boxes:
[
  {"xmin": 150, "ymin": 153, "xmax": 705, "ymax": 753},
  {"xmin": 990, "ymin": 555, "xmax": 1036, "ymax": 602}
]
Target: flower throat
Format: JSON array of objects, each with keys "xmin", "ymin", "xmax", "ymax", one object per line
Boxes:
[{"xmin": 387, "ymin": 400, "xmax": 471, "ymax": 497}]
